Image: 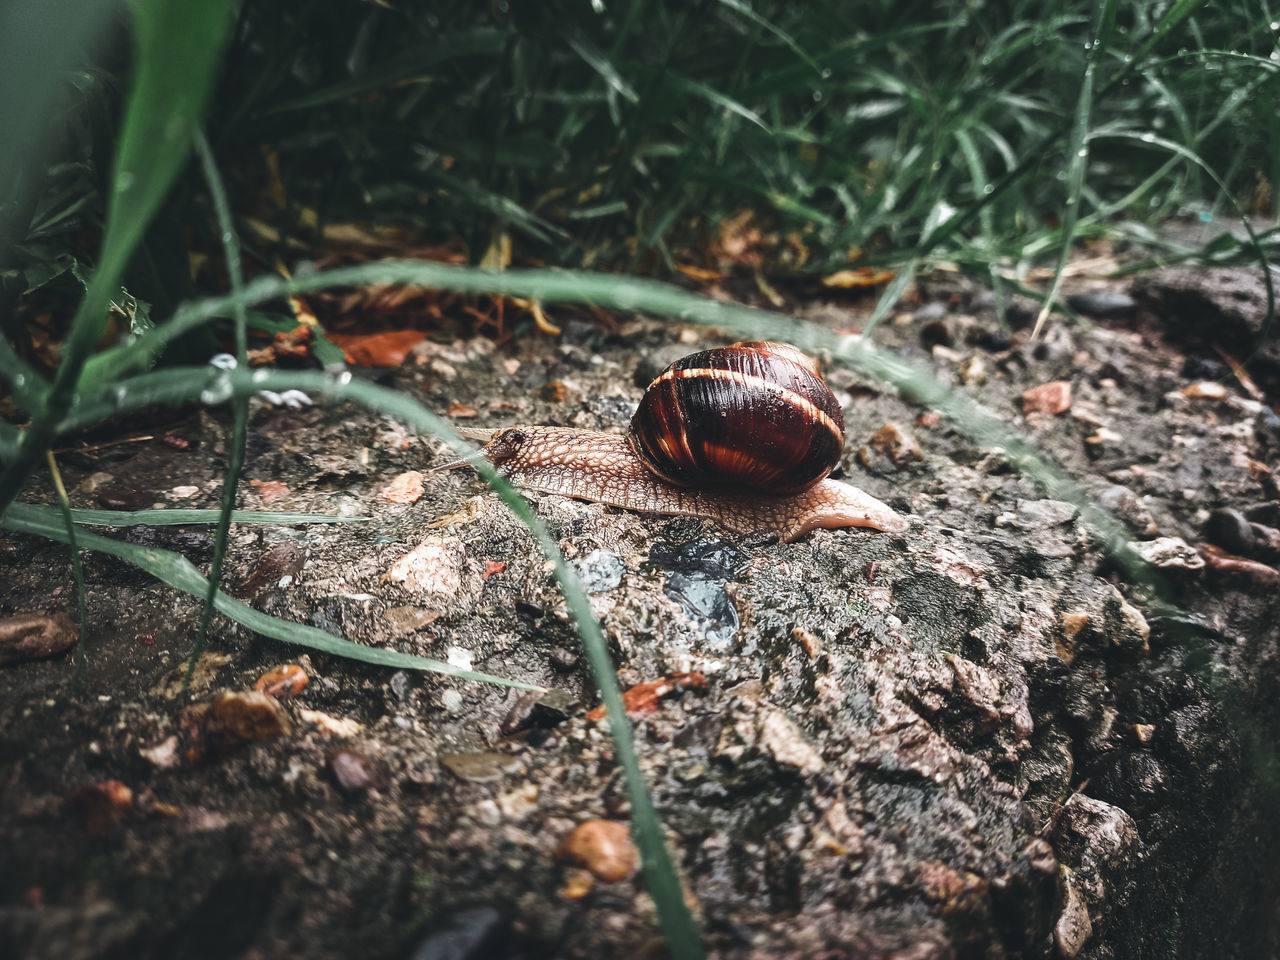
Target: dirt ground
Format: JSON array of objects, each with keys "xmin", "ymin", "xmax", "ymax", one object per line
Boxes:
[{"xmin": 2, "ymin": 264, "xmax": 1278, "ymax": 959}]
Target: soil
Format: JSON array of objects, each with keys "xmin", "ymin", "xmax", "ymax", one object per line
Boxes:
[{"xmin": 2, "ymin": 265, "xmax": 1278, "ymax": 960}]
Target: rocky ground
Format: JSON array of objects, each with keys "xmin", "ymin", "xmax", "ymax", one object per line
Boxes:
[{"xmin": 1, "ymin": 264, "xmax": 1278, "ymax": 959}]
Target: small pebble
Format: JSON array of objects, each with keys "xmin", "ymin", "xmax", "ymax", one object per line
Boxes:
[
  {"xmin": 97, "ymin": 486, "xmax": 155, "ymax": 510},
  {"xmin": 1066, "ymin": 291, "xmax": 1136, "ymax": 317},
  {"xmin": 0, "ymin": 611, "xmax": 78, "ymax": 667},
  {"xmin": 253, "ymin": 664, "xmax": 309, "ymax": 699},
  {"xmin": 327, "ymin": 748, "xmax": 380, "ymax": 797},
  {"xmin": 440, "ymin": 689, "xmax": 464, "ymax": 714},
  {"xmin": 1130, "ymin": 537, "xmax": 1204, "ymax": 570},
  {"xmin": 194, "ymin": 690, "xmax": 292, "ymax": 758},
  {"xmin": 919, "ymin": 319, "xmax": 952, "ymax": 349},
  {"xmin": 1181, "ymin": 356, "xmax": 1228, "ymax": 381},
  {"xmin": 1098, "ymin": 486, "xmax": 1157, "ymax": 537},
  {"xmin": 573, "ymin": 549, "xmax": 625, "ymax": 593},
  {"xmin": 1204, "ymin": 508, "xmax": 1256, "ymax": 555},
  {"xmin": 913, "ymin": 302, "xmax": 947, "ymax": 322},
  {"xmin": 438, "ymin": 751, "xmax": 522, "ymax": 783},
  {"xmin": 974, "ymin": 330, "xmax": 1012, "ymax": 352},
  {"xmin": 1022, "ymin": 381, "xmax": 1073, "ymax": 416},
  {"xmin": 555, "ymin": 820, "xmax": 638, "ymax": 882}
]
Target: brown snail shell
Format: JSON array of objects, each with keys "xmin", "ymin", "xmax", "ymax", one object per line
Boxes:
[{"xmin": 628, "ymin": 341, "xmax": 846, "ymax": 495}]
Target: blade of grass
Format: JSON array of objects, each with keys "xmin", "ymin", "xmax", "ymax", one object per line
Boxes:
[
  {"xmin": 188, "ymin": 129, "xmax": 251, "ymax": 691},
  {"xmin": 0, "ymin": 422, "xmax": 19, "ymax": 461},
  {"xmin": 1, "ymin": 501, "xmax": 542, "ymax": 691},
  {"xmin": 1030, "ymin": 0, "xmax": 1118, "ymax": 341},
  {"xmin": 264, "ymin": 28, "xmax": 511, "ymax": 114},
  {"xmin": 44, "ymin": 452, "xmax": 88, "ymax": 685},
  {"xmin": 0, "ymin": 0, "xmax": 235, "ymax": 511},
  {"xmin": 56, "ymin": 506, "xmax": 364, "ymax": 526}
]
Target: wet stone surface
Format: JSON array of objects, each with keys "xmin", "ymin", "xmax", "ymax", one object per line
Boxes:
[{"xmin": 1, "ymin": 274, "xmax": 1278, "ymax": 959}]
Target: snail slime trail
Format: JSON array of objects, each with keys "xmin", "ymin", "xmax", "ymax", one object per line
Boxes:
[{"xmin": 437, "ymin": 342, "xmax": 908, "ymax": 542}]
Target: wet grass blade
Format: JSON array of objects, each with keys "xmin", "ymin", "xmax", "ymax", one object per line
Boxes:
[
  {"xmin": 54, "ymin": 507, "xmax": 365, "ymax": 526},
  {"xmin": 0, "ymin": 0, "xmax": 235, "ymax": 510},
  {"xmin": 43, "ymin": 453, "xmax": 88, "ymax": 685},
  {"xmin": 1031, "ymin": 0, "xmax": 1118, "ymax": 340},
  {"xmin": 1, "ymin": 502, "xmax": 542, "ymax": 692},
  {"xmin": 189, "ymin": 129, "xmax": 250, "ymax": 691}
]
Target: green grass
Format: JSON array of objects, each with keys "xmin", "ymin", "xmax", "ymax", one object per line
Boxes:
[{"xmin": 2, "ymin": 2, "xmax": 1279, "ymax": 958}]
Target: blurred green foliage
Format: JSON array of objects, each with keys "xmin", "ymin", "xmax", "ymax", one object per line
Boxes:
[{"xmin": 4, "ymin": 0, "xmax": 1279, "ymax": 316}]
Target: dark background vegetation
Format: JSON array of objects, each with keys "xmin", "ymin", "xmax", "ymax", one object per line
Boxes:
[{"xmin": 3, "ymin": 0, "xmax": 1278, "ymax": 345}]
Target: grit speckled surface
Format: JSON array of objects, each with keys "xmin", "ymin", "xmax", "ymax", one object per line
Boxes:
[{"xmin": 2, "ymin": 266, "xmax": 1278, "ymax": 959}]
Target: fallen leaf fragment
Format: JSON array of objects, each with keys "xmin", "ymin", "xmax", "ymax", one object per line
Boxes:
[
  {"xmin": 537, "ymin": 381, "xmax": 570, "ymax": 403},
  {"xmin": 0, "ymin": 611, "xmax": 77, "ymax": 666},
  {"xmin": 446, "ymin": 402, "xmax": 479, "ymax": 418},
  {"xmin": 586, "ymin": 671, "xmax": 707, "ymax": 721},
  {"xmin": 675, "ymin": 263, "xmax": 724, "ymax": 282},
  {"xmin": 425, "ymin": 497, "xmax": 485, "ymax": 530},
  {"xmin": 560, "ymin": 869, "xmax": 595, "ymax": 899},
  {"xmin": 1198, "ymin": 543, "xmax": 1280, "ymax": 586},
  {"xmin": 1022, "ymin": 381, "xmax": 1073, "ymax": 415},
  {"xmin": 68, "ymin": 780, "xmax": 133, "ymax": 834},
  {"xmin": 381, "ymin": 470, "xmax": 425, "ymax": 504},
  {"xmin": 822, "ymin": 267, "xmax": 895, "ymax": 288},
  {"xmin": 253, "ymin": 664, "xmax": 309, "ymax": 699},
  {"xmin": 187, "ymin": 690, "xmax": 292, "ymax": 761},
  {"xmin": 1180, "ymin": 381, "xmax": 1227, "ymax": 400},
  {"xmin": 555, "ymin": 820, "xmax": 638, "ymax": 882},
  {"xmin": 438, "ymin": 751, "xmax": 523, "ymax": 783},
  {"xmin": 250, "ymin": 479, "xmax": 290, "ymax": 504},
  {"xmin": 482, "ymin": 560, "xmax": 507, "ymax": 581},
  {"xmin": 327, "ymin": 329, "xmax": 429, "ymax": 367}
]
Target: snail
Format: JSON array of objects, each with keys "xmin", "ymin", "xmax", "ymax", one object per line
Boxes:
[{"xmin": 436, "ymin": 341, "xmax": 907, "ymax": 542}]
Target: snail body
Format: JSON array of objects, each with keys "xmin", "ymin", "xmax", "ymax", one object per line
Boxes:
[{"xmin": 443, "ymin": 342, "xmax": 907, "ymax": 542}]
